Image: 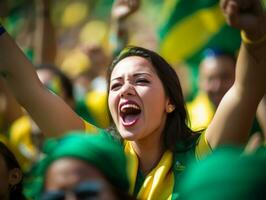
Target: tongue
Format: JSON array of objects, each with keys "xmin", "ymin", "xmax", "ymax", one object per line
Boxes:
[{"xmin": 124, "ymin": 114, "xmax": 139, "ymax": 124}]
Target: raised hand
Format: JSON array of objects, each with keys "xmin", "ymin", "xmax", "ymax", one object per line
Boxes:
[
  {"xmin": 111, "ymin": 0, "xmax": 140, "ymax": 21},
  {"xmin": 220, "ymin": 0, "xmax": 266, "ymax": 40}
]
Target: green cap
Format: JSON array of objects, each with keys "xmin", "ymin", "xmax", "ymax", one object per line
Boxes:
[
  {"xmin": 25, "ymin": 130, "xmax": 129, "ymax": 199},
  {"xmin": 179, "ymin": 146, "xmax": 266, "ymax": 200}
]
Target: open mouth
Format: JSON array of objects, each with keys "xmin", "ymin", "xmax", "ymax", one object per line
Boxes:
[{"xmin": 120, "ymin": 102, "xmax": 141, "ymax": 127}]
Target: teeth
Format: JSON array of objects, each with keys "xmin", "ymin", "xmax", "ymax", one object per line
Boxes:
[{"xmin": 121, "ymin": 104, "xmax": 140, "ymax": 111}]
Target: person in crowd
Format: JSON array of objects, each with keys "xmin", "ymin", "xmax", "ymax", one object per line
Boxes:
[
  {"xmin": 0, "ymin": 0, "xmax": 266, "ymax": 199},
  {"xmin": 38, "ymin": 131, "xmax": 134, "ymax": 200},
  {"xmin": 75, "ymin": 44, "xmax": 111, "ymax": 129},
  {"xmin": 187, "ymin": 48, "xmax": 263, "ymax": 137},
  {"xmin": 178, "ymin": 146, "xmax": 266, "ymax": 200},
  {"xmin": 0, "ymin": 141, "xmax": 25, "ymax": 200},
  {"xmin": 187, "ymin": 48, "xmax": 236, "ymax": 131}
]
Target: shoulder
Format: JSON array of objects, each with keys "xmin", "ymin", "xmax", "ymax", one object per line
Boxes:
[{"xmin": 173, "ymin": 131, "xmax": 212, "ymax": 166}]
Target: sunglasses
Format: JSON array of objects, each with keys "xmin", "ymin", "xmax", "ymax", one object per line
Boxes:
[{"xmin": 41, "ymin": 181, "xmax": 104, "ymax": 200}]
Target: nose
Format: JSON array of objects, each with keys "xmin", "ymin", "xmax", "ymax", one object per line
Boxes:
[{"xmin": 120, "ymin": 82, "xmax": 135, "ymax": 97}]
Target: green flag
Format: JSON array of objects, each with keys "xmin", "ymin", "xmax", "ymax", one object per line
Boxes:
[
  {"xmin": 158, "ymin": 0, "xmax": 241, "ymax": 98},
  {"xmin": 158, "ymin": 0, "xmax": 241, "ymax": 65}
]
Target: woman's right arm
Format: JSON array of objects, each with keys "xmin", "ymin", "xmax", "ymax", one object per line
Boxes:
[{"xmin": 0, "ymin": 28, "xmax": 84, "ymax": 137}]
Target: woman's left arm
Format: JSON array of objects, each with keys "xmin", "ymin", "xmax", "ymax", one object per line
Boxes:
[{"xmin": 206, "ymin": 0, "xmax": 266, "ymax": 148}]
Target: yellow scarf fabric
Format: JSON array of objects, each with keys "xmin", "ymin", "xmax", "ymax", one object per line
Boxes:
[
  {"xmin": 83, "ymin": 121, "xmax": 212, "ymax": 199},
  {"xmin": 124, "ymin": 142, "xmax": 174, "ymax": 200}
]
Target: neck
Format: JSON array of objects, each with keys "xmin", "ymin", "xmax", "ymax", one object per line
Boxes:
[{"xmin": 131, "ymin": 133, "xmax": 165, "ymax": 176}]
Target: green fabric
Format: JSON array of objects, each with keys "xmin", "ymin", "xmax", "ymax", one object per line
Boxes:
[
  {"xmin": 171, "ymin": 135, "xmax": 201, "ymax": 200},
  {"xmin": 158, "ymin": 0, "xmax": 241, "ymax": 65},
  {"xmin": 75, "ymin": 99, "xmax": 97, "ymax": 126},
  {"xmin": 178, "ymin": 146, "xmax": 266, "ymax": 200},
  {"xmin": 25, "ymin": 130, "xmax": 129, "ymax": 199},
  {"xmin": 133, "ymin": 170, "xmax": 145, "ymax": 197},
  {"xmin": 158, "ymin": 0, "xmax": 241, "ymax": 98}
]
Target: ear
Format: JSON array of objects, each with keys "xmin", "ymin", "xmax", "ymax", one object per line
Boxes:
[
  {"xmin": 165, "ymin": 99, "xmax": 175, "ymax": 113},
  {"xmin": 8, "ymin": 168, "xmax": 22, "ymax": 186}
]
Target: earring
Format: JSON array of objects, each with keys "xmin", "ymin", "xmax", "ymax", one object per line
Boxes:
[{"xmin": 168, "ymin": 105, "xmax": 175, "ymax": 113}]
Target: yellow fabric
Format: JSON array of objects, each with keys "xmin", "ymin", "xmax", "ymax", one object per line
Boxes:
[
  {"xmin": 0, "ymin": 133, "xmax": 31, "ymax": 171},
  {"xmin": 84, "ymin": 121, "xmax": 212, "ymax": 199},
  {"xmin": 160, "ymin": 4, "xmax": 225, "ymax": 64},
  {"xmin": 195, "ymin": 131, "xmax": 212, "ymax": 160},
  {"xmin": 187, "ymin": 92, "xmax": 215, "ymax": 131},
  {"xmin": 84, "ymin": 90, "xmax": 110, "ymax": 128},
  {"xmin": 9, "ymin": 115, "xmax": 38, "ymax": 171},
  {"xmin": 83, "ymin": 120, "xmax": 100, "ymax": 134},
  {"xmin": 124, "ymin": 142, "xmax": 174, "ymax": 200}
]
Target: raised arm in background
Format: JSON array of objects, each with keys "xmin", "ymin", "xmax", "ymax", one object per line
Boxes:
[
  {"xmin": 110, "ymin": 0, "xmax": 140, "ymax": 56},
  {"xmin": 206, "ymin": 0, "xmax": 266, "ymax": 148},
  {"xmin": 33, "ymin": 0, "xmax": 57, "ymax": 64}
]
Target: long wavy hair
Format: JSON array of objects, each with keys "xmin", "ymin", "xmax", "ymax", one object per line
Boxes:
[{"xmin": 106, "ymin": 46, "xmax": 200, "ymax": 152}]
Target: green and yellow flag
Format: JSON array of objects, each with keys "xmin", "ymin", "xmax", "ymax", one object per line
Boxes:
[
  {"xmin": 158, "ymin": 0, "xmax": 241, "ymax": 66},
  {"xmin": 158, "ymin": 0, "xmax": 243, "ymax": 98}
]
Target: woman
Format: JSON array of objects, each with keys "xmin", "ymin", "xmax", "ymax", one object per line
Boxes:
[
  {"xmin": 0, "ymin": 0, "xmax": 265, "ymax": 199},
  {"xmin": 0, "ymin": 141, "xmax": 25, "ymax": 200}
]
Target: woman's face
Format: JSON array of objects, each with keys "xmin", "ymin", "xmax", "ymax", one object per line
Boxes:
[
  {"xmin": 44, "ymin": 158, "xmax": 116, "ymax": 200},
  {"xmin": 108, "ymin": 56, "xmax": 170, "ymax": 141}
]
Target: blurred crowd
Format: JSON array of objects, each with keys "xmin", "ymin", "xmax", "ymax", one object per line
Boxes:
[{"xmin": 0, "ymin": 0, "xmax": 266, "ymax": 199}]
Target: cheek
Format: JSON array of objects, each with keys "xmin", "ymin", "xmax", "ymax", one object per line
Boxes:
[
  {"xmin": 142, "ymin": 88, "xmax": 166, "ymax": 114},
  {"xmin": 0, "ymin": 170, "xmax": 11, "ymax": 194},
  {"xmin": 108, "ymin": 93, "xmax": 117, "ymax": 118},
  {"xmin": 0, "ymin": 160, "xmax": 9, "ymax": 181}
]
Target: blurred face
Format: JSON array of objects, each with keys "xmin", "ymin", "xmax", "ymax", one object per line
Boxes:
[
  {"xmin": 37, "ymin": 69, "xmax": 74, "ymax": 108},
  {"xmin": 199, "ymin": 56, "xmax": 235, "ymax": 107},
  {"xmin": 44, "ymin": 158, "xmax": 116, "ymax": 200},
  {"xmin": 0, "ymin": 154, "xmax": 11, "ymax": 200},
  {"xmin": 108, "ymin": 56, "xmax": 169, "ymax": 142}
]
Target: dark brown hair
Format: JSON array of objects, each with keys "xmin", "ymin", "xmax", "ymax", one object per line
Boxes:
[{"xmin": 106, "ymin": 46, "xmax": 200, "ymax": 152}]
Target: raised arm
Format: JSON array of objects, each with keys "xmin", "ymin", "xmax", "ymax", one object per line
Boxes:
[
  {"xmin": 0, "ymin": 27, "xmax": 84, "ymax": 137},
  {"xmin": 206, "ymin": 0, "xmax": 266, "ymax": 147},
  {"xmin": 33, "ymin": 0, "xmax": 57, "ymax": 64},
  {"xmin": 110, "ymin": 0, "xmax": 140, "ymax": 56},
  {"xmin": 0, "ymin": 77, "xmax": 23, "ymax": 131}
]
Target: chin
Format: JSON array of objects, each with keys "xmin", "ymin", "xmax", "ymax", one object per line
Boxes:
[{"xmin": 119, "ymin": 130, "xmax": 139, "ymax": 141}]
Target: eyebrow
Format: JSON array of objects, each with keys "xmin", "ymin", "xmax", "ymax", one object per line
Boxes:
[{"xmin": 110, "ymin": 72, "xmax": 152, "ymax": 82}]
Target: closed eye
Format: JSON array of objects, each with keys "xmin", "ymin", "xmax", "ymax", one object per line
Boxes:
[
  {"xmin": 135, "ymin": 78, "xmax": 150, "ymax": 85},
  {"xmin": 110, "ymin": 83, "xmax": 122, "ymax": 91}
]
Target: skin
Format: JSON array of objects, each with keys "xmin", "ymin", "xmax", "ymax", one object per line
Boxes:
[
  {"xmin": 0, "ymin": 154, "xmax": 22, "ymax": 200},
  {"xmin": 199, "ymin": 55, "xmax": 235, "ymax": 107},
  {"xmin": 108, "ymin": 56, "xmax": 170, "ymax": 173},
  {"xmin": 0, "ymin": 154, "xmax": 9, "ymax": 200},
  {"xmin": 0, "ymin": 0, "xmax": 265, "ymax": 183},
  {"xmin": 45, "ymin": 158, "xmax": 116, "ymax": 200}
]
